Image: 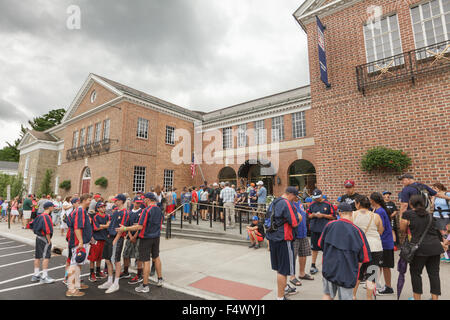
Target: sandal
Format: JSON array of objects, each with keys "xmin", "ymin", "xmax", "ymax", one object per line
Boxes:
[
  {"xmin": 299, "ymin": 274, "xmax": 314, "ymax": 280},
  {"xmin": 290, "ymin": 278, "xmax": 302, "ymax": 286}
]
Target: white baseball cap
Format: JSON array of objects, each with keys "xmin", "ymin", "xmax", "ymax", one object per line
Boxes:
[
  {"xmin": 257, "ymin": 181, "xmax": 264, "ymax": 186},
  {"xmin": 213, "ymin": 183, "xmax": 218, "ymax": 187}
]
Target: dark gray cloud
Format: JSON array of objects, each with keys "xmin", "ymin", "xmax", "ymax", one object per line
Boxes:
[{"xmin": 0, "ymin": 0, "xmax": 309, "ymax": 147}]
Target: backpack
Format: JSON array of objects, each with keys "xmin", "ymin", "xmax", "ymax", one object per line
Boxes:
[
  {"xmin": 264, "ymin": 198, "xmax": 286, "ymax": 233},
  {"xmin": 410, "ymin": 184, "xmax": 433, "ymax": 213}
]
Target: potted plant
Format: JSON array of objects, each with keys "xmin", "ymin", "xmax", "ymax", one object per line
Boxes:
[{"xmin": 361, "ymin": 146, "xmax": 412, "ymax": 173}]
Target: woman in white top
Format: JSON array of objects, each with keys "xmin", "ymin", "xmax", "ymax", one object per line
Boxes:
[
  {"xmin": 60, "ymin": 196, "xmax": 72, "ymax": 235},
  {"xmin": 200, "ymin": 188, "xmax": 209, "ymax": 221},
  {"xmin": 352, "ymin": 195, "xmax": 384, "ymax": 300}
]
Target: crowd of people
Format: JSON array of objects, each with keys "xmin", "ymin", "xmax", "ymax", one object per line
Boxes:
[
  {"xmin": 0, "ymin": 173, "xmax": 449, "ymax": 300},
  {"xmin": 265, "ymin": 175, "xmax": 450, "ymax": 300}
]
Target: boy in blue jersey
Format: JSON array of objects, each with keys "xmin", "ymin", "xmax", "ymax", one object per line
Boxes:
[
  {"xmin": 123, "ymin": 197, "xmax": 144, "ymax": 284},
  {"xmin": 115, "ymin": 192, "xmax": 164, "ymax": 293},
  {"xmin": 88, "ymin": 202, "xmax": 110, "ymax": 282},
  {"xmin": 98, "ymin": 194, "xmax": 128, "ymax": 294},
  {"xmin": 319, "ymin": 203, "xmax": 371, "ymax": 300},
  {"xmin": 31, "ymin": 201, "xmax": 55, "ymax": 284},
  {"xmin": 66, "ymin": 194, "xmax": 93, "ymax": 297},
  {"xmin": 307, "ymin": 189, "xmax": 336, "ymax": 275},
  {"xmin": 266, "ymin": 187, "xmax": 302, "ymax": 300}
]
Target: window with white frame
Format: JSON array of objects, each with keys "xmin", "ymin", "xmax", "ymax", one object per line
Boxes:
[
  {"xmin": 255, "ymin": 120, "xmax": 266, "ymax": 145},
  {"xmin": 57, "ymin": 151, "xmax": 62, "ymax": 166},
  {"xmin": 87, "ymin": 125, "xmax": 93, "ymax": 145},
  {"xmin": 364, "ymin": 14, "xmax": 403, "ymax": 70},
  {"xmin": 165, "ymin": 126, "xmax": 175, "ymax": 145},
  {"xmin": 292, "ymin": 111, "xmax": 307, "ymax": 139},
  {"xmin": 29, "ymin": 176, "xmax": 33, "ymax": 195},
  {"xmin": 103, "ymin": 119, "xmax": 110, "ymax": 140},
  {"xmin": 54, "ymin": 176, "xmax": 59, "ymax": 195},
  {"xmin": 137, "ymin": 118, "xmax": 149, "ymax": 139},
  {"xmin": 94, "ymin": 122, "xmax": 102, "ymax": 143},
  {"xmin": 411, "ymin": 0, "xmax": 449, "ymax": 52},
  {"xmin": 133, "ymin": 166, "xmax": 146, "ymax": 192},
  {"xmin": 24, "ymin": 155, "xmax": 30, "ymax": 178},
  {"xmin": 72, "ymin": 131, "xmax": 79, "ymax": 148},
  {"xmin": 237, "ymin": 124, "xmax": 247, "ymax": 148},
  {"xmin": 271, "ymin": 116, "xmax": 285, "ymax": 142},
  {"xmin": 79, "ymin": 128, "xmax": 86, "ymax": 147},
  {"xmin": 164, "ymin": 169, "xmax": 174, "ymax": 191},
  {"xmin": 223, "ymin": 127, "xmax": 233, "ymax": 149}
]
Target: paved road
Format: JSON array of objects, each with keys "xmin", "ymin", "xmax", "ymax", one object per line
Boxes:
[{"xmin": 0, "ymin": 237, "xmax": 202, "ymax": 300}]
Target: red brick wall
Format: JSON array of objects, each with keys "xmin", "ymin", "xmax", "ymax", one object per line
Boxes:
[{"xmin": 305, "ymin": 0, "xmax": 450, "ymax": 201}]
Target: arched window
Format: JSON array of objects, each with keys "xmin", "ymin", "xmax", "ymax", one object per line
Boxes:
[
  {"xmin": 288, "ymin": 160, "xmax": 316, "ymax": 199},
  {"xmin": 218, "ymin": 167, "xmax": 237, "ymax": 186}
]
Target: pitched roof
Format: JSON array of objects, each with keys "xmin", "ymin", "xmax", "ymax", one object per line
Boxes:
[
  {"xmin": 29, "ymin": 130, "xmax": 58, "ymax": 142},
  {"xmin": 0, "ymin": 161, "xmax": 19, "ymax": 171},
  {"xmin": 92, "ymin": 74, "xmax": 203, "ymax": 120}
]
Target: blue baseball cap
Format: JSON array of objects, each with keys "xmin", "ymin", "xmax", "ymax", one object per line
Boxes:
[
  {"xmin": 133, "ymin": 196, "xmax": 144, "ymax": 203},
  {"xmin": 337, "ymin": 196, "xmax": 342, "ymax": 202},
  {"xmin": 252, "ymin": 216, "xmax": 259, "ymax": 221},
  {"xmin": 382, "ymin": 191, "xmax": 392, "ymax": 195},
  {"xmin": 285, "ymin": 186, "xmax": 299, "ymax": 197},
  {"xmin": 75, "ymin": 247, "xmax": 87, "ymax": 264},
  {"xmin": 337, "ymin": 203, "xmax": 353, "ymax": 213},
  {"xmin": 144, "ymin": 192, "xmax": 157, "ymax": 201},
  {"xmin": 95, "ymin": 202, "xmax": 106, "ymax": 210},
  {"xmin": 43, "ymin": 201, "xmax": 55, "ymax": 209},
  {"xmin": 112, "ymin": 194, "xmax": 126, "ymax": 202},
  {"xmin": 71, "ymin": 198, "xmax": 80, "ymax": 204},
  {"xmin": 311, "ymin": 189, "xmax": 322, "ymax": 199},
  {"xmin": 305, "ymin": 197, "xmax": 313, "ymax": 203},
  {"xmin": 322, "ymin": 195, "xmax": 328, "ymax": 200}
]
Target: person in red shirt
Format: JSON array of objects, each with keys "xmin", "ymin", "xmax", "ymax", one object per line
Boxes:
[{"xmin": 191, "ymin": 186, "xmax": 199, "ymax": 218}]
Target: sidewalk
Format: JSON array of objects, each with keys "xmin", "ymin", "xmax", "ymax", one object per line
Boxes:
[{"xmin": 0, "ymin": 221, "xmax": 449, "ymax": 300}]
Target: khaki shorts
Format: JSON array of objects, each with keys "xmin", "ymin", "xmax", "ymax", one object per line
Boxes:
[{"xmin": 23, "ymin": 210, "xmax": 32, "ymax": 219}]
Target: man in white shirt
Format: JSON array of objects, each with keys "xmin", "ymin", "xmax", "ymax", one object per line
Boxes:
[{"xmin": 220, "ymin": 182, "xmax": 237, "ymax": 228}]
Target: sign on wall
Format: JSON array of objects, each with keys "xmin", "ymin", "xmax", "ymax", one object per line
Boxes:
[{"xmin": 317, "ymin": 16, "xmax": 330, "ymax": 88}]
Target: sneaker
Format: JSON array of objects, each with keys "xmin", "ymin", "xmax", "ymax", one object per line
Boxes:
[
  {"xmin": 96, "ymin": 271, "xmax": 107, "ymax": 279},
  {"xmin": 120, "ymin": 271, "xmax": 131, "ymax": 279},
  {"xmin": 31, "ymin": 275, "xmax": 41, "ymax": 282},
  {"xmin": 284, "ymin": 284, "xmax": 298, "ymax": 296},
  {"xmin": 135, "ymin": 284, "xmax": 150, "ymax": 293},
  {"xmin": 310, "ymin": 266, "xmax": 319, "ymax": 275},
  {"xmin": 62, "ymin": 278, "xmax": 68, "ymax": 286},
  {"xmin": 105, "ymin": 283, "xmax": 120, "ymax": 294},
  {"xmin": 156, "ymin": 278, "xmax": 164, "ymax": 287},
  {"xmin": 66, "ymin": 289, "xmax": 85, "ymax": 297},
  {"xmin": 254, "ymin": 244, "xmax": 260, "ymax": 249},
  {"xmin": 150, "ymin": 264, "xmax": 156, "ymax": 277},
  {"xmin": 440, "ymin": 257, "xmax": 450, "ymax": 263},
  {"xmin": 98, "ymin": 282, "xmax": 112, "ymax": 290},
  {"xmin": 128, "ymin": 275, "xmax": 142, "ymax": 285},
  {"xmin": 89, "ymin": 273, "xmax": 97, "ymax": 282},
  {"xmin": 40, "ymin": 276, "xmax": 55, "ymax": 284},
  {"xmin": 248, "ymin": 243, "xmax": 255, "ymax": 248},
  {"xmin": 377, "ymin": 286, "xmax": 395, "ymax": 295}
]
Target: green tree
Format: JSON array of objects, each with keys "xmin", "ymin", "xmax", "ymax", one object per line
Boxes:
[
  {"xmin": 0, "ymin": 109, "xmax": 65, "ymax": 162},
  {"xmin": 0, "ymin": 174, "xmax": 25, "ymax": 199},
  {"xmin": 28, "ymin": 108, "xmax": 66, "ymax": 132},
  {"xmin": 39, "ymin": 169, "xmax": 53, "ymax": 197}
]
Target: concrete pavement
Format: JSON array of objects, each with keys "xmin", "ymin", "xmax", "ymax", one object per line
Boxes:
[{"xmin": 1, "ymin": 221, "xmax": 449, "ymax": 300}]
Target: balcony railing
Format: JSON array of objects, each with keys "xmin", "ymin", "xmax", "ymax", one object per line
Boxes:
[
  {"xmin": 66, "ymin": 139, "xmax": 112, "ymax": 161},
  {"xmin": 356, "ymin": 40, "xmax": 450, "ymax": 94}
]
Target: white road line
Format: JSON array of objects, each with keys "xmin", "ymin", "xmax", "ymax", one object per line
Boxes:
[
  {"xmin": 0, "ymin": 258, "xmax": 35, "ymax": 269},
  {"xmin": 0, "ymin": 241, "xmax": 16, "ymax": 245},
  {"xmin": 0, "ymin": 250, "xmax": 34, "ymax": 258},
  {"xmin": 0, "ymin": 265, "xmax": 66, "ymax": 286},
  {"xmin": 0, "ymin": 273, "xmax": 90, "ymax": 294},
  {"xmin": 0, "ymin": 245, "xmax": 26, "ymax": 251}
]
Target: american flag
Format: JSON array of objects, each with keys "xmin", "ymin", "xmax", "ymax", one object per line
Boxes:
[{"xmin": 191, "ymin": 153, "xmax": 196, "ymax": 179}]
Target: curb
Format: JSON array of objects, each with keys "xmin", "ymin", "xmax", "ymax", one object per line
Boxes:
[{"xmin": 0, "ymin": 230, "xmax": 221, "ymax": 300}]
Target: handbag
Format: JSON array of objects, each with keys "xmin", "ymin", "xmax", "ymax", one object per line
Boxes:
[{"xmin": 400, "ymin": 214, "xmax": 433, "ymax": 263}]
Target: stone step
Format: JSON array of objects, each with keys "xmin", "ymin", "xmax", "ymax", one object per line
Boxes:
[
  {"xmin": 162, "ymin": 225, "xmax": 247, "ymax": 240},
  {"xmin": 160, "ymin": 230, "xmax": 251, "ymax": 246}
]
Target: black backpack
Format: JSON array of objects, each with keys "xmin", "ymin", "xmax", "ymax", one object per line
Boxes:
[{"xmin": 410, "ymin": 184, "xmax": 433, "ymax": 213}]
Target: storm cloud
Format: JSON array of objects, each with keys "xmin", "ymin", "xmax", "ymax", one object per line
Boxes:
[{"xmin": 0, "ymin": 0, "xmax": 309, "ymax": 147}]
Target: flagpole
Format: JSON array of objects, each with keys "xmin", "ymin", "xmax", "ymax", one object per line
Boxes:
[{"xmin": 197, "ymin": 162, "xmax": 206, "ymax": 182}]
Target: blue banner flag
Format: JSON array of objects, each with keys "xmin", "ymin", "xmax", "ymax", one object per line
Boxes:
[{"xmin": 317, "ymin": 16, "xmax": 330, "ymax": 88}]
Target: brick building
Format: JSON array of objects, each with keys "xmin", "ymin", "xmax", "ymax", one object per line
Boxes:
[
  {"xmin": 293, "ymin": 0, "xmax": 449, "ymax": 200},
  {"xmin": 17, "ymin": 0, "xmax": 449, "ymax": 200}
]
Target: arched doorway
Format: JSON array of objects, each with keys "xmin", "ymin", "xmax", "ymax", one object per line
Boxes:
[
  {"xmin": 81, "ymin": 167, "xmax": 91, "ymax": 194},
  {"xmin": 288, "ymin": 160, "xmax": 316, "ymax": 198},
  {"xmin": 238, "ymin": 159, "xmax": 276, "ymax": 195},
  {"xmin": 218, "ymin": 167, "xmax": 237, "ymax": 186}
]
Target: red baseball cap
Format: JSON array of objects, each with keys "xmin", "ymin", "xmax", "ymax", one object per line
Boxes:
[{"xmin": 344, "ymin": 180, "xmax": 355, "ymax": 187}]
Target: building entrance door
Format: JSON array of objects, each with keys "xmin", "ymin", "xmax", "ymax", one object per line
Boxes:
[{"xmin": 81, "ymin": 167, "xmax": 91, "ymax": 194}]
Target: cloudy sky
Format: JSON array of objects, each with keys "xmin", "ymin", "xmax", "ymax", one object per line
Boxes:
[{"xmin": 0, "ymin": 0, "xmax": 309, "ymax": 147}]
